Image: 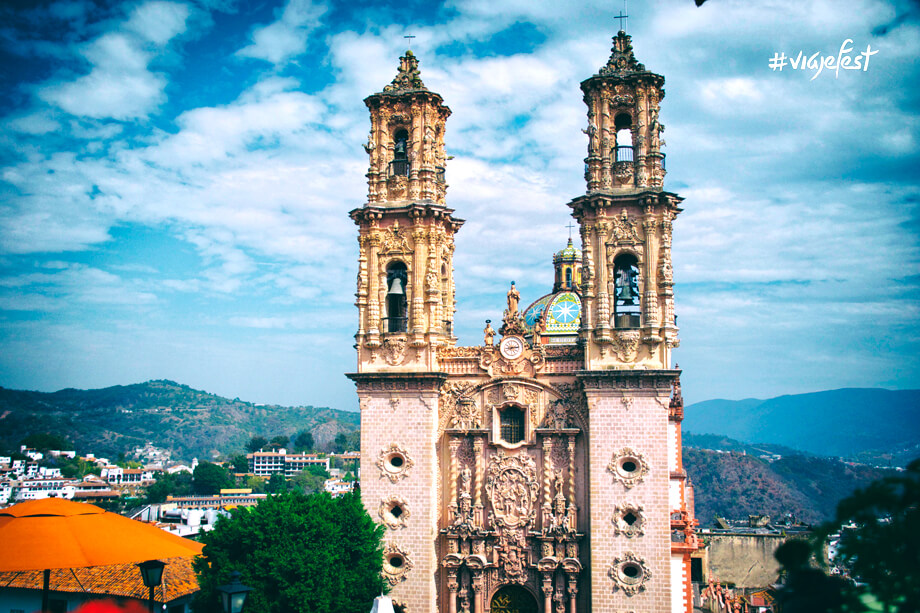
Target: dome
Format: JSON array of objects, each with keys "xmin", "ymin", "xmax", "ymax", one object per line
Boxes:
[
  {"xmin": 523, "ymin": 291, "xmax": 581, "ymax": 339},
  {"xmin": 553, "ymin": 238, "xmax": 581, "ymax": 264}
]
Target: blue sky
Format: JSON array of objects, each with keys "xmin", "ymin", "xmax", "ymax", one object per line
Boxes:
[{"xmin": 1, "ymin": 0, "xmax": 918, "ymax": 411}]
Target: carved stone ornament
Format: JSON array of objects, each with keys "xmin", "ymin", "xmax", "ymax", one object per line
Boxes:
[
  {"xmin": 485, "ymin": 450, "xmax": 539, "ymax": 528},
  {"xmin": 379, "ymin": 494, "xmax": 411, "ymax": 529},
  {"xmin": 606, "ymin": 447, "xmax": 650, "ymax": 489},
  {"xmin": 382, "ymin": 543, "xmax": 414, "ymax": 586},
  {"xmin": 611, "ymin": 502, "xmax": 646, "ymax": 538},
  {"xmin": 439, "ymin": 380, "xmax": 479, "ymax": 433},
  {"xmin": 610, "ymin": 209, "xmax": 642, "ymax": 244},
  {"xmin": 376, "ymin": 443, "xmax": 414, "ymax": 483},
  {"xmin": 610, "ymin": 329, "xmax": 641, "ymax": 362},
  {"xmin": 382, "ymin": 50, "xmax": 427, "ymax": 92},
  {"xmin": 383, "ymin": 336, "xmax": 407, "ymax": 365},
  {"xmin": 496, "ymin": 526, "xmax": 529, "ymax": 584},
  {"xmin": 608, "ymin": 551, "xmax": 652, "ymax": 596},
  {"xmin": 381, "ymin": 222, "xmax": 411, "ymax": 254}
]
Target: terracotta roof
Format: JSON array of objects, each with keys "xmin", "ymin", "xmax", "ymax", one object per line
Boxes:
[{"xmin": 0, "ymin": 556, "xmax": 199, "ymax": 603}]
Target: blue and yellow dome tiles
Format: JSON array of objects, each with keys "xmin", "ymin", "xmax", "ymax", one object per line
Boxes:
[{"xmin": 522, "ymin": 238, "xmax": 583, "ymax": 344}]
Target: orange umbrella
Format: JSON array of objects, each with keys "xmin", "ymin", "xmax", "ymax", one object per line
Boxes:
[{"xmin": 0, "ymin": 498, "xmax": 204, "ymax": 611}]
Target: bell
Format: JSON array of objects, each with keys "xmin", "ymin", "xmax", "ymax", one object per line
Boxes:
[
  {"xmin": 619, "ymin": 282, "xmax": 635, "ymax": 305},
  {"xmin": 388, "ymin": 276, "xmax": 405, "ymax": 295}
]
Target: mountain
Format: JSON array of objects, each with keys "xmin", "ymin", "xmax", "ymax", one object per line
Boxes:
[
  {"xmin": 0, "ymin": 380, "xmax": 359, "ymax": 461},
  {"xmin": 683, "ymin": 446, "xmax": 899, "ymax": 526},
  {"xmin": 684, "ymin": 388, "xmax": 920, "ymax": 466}
]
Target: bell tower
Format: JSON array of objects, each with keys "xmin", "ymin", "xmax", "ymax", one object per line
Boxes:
[
  {"xmin": 570, "ymin": 31, "xmax": 697, "ymax": 612},
  {"xmin": 571, "ymin": 30, "xmax": 682, "ymax": 371},
  {"xmin": 348, "ymin": 51, "xmax": 464, "ymax": 613},
  {"xmin": 351, "ymin": 50, "xmax": 464, "ymax": 373}
]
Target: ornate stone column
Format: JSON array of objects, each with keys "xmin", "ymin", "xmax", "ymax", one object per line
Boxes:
[
  {"xmin": 449, "ymin": 437, "xmax": 460, "ymax": 512},
  {"xmin": 473, "ymin": 436, "xmax": 484, "ymax": 526},
  {"xmin": 447, "ymin": 568, "xmax": 459, "ymax": 613},
  {"xmin": 567, "ymin": 433, "xmax": 577, "ymax": 529},
  {"xmin": 542, "ymin": 572, "xmax": 554, "ymax": 613},
  {"xmin": 542, "ymin": 436, "xmax": 553, "ymax": 526}
]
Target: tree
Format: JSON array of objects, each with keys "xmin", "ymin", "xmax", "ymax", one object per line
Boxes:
[
  {"xmin": 246, "ymin": 435, "xmax": 268, "ymax": 453},
  {"xmin": 193, "ymin": 461, "xmax": 233, "ymax": 495},
  {"xmin": 269, "ymin": 435, "xmax": 289, "ymax": 449},
  {"xmin": 266, "ymin": 472, "xmax": 288, "ymax": 494},
  {"xmin": 772, "ymin": 539, "xmax": 863, "ymax": 613},
  {"xmin": 293, "ymin": 430, "xmax": 314, "ymax": 453},
  {"xmin": 193, "ymin": 491, "xmax": 386, "ymax": 613},
  {"xmin": 813, "ymin": 458, "xmax": 920, "ymax": 612},
  {"xmin": 21, "ymin": 433, "xmax": 72, "ymax": 451},
  {"xmin": 230, "ymin": 454, "xmax": 249, "ymax": 474},
  {"xmin": 291, "ymin": 464, "xmax": 329, "ymax": 495},
  {"xmin": 145, "ymin": 471, "xmax": 193, "ymax": 504}
]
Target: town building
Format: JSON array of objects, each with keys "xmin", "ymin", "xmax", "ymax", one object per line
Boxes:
[
  {"xmin": 349, "ymin": 31, "xmax": 697, "ymax": 613},
  {"xmin": 246, "ymin": 449, "xmax": 330, "ymax": 476}
]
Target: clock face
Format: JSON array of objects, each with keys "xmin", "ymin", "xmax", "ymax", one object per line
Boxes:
[{"xmin": 499, "ymin": 336, "xmax": 525, "ymax": 360}]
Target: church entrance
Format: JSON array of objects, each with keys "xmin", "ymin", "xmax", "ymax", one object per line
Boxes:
[{"xmin": 490, "ymin": 584, "xmax": 539, "ymax": 613}]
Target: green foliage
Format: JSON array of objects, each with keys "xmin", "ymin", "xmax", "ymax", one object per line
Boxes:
[
  {"xmin": 330, "ymin": 431, "xmax": 360, "ymax": 453},
  {"xmin": 266, "ymin": 472, "xmax": 288, "ymax": 494},
  {"xmin": 813, "ymin": 458, "xmax": 920, "ymax": 612},
  {"xmin": 270, "ymin": 435, "xmax": 289, "ymax": 449},
  {"xmin": 291, "ymin": 464, "xmax": 330, "ymax": 495},
  {"xmin": 772, "ymin": 539, "xmax": 864, "ymax": 613},
  {"xmin": 230, "ymin": 454, "xmax": 250, "ymax": 474},
  {"xmin": 244, "ymin": 476, "xmax": 266, "ymax": 493},
  {"xmin": 193, "ymin": 462, "xmax": 233, "ymax": 495},
  {"xmin": 293, "ymin": 430, "xmax": 314, "ymax": 453},
  {"xmin": 145, "ymin": 471, "xmax": 193, "ymax": 504},
  {"xmin": 193, "ymin": 491, "xmax": 386, "ymax": 613},
  {"xmin": 21, "ymin": 432, "xmax": 72, "ymax": 451},
  {"xmin": 246, "ymin": 436, "xmax": 269, "ymax": 453}
]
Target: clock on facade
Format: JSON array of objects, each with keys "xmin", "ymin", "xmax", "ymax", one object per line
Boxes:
[{"xmin": 498, "ymin": 335, "xmax": 525, "ymax": 360}]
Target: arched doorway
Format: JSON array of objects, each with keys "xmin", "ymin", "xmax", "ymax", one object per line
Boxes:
[{"xmin": 490, "ymin": 584, "xmax": 539, "ymax": 613}]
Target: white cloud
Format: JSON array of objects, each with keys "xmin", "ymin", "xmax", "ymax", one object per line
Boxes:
[
  {"xmin": 125, "ymin": 1, "xmax": 190, "ymax": 45},
  {"xmin": 236, "ymin": 0, "xmax": 326, "ymax": 65}
]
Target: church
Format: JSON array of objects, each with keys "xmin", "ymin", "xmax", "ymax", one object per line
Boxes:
[{"xmin": 348, "ymin": 29, "xmax": 698, "ymax": 613}]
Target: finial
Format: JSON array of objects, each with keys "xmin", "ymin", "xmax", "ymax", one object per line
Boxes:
[
  {"xmin": 566, "ymin": 222, "xmax": 575, "ymax": 240},
  {"xmin": 382, "ymin": 48, "xmax": 428, "ymax": 93},
  {"xmin": 614, "ymin": 0, "xmax": 628, "ymax": 33},
  {"xmin": 404, "ymin": 34, "xmax": 416, "ymax": 50}
]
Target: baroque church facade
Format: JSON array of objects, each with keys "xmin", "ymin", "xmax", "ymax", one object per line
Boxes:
[{"xmin": 348, "ymin": 31, "xmax": 698, "ymax": 613}]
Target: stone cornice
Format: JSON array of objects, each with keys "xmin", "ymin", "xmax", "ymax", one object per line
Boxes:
[
  {"xmin": 577, "ymin": 369, "xmax": 679, "ymax": 393},
  {"xmin": 346, "ymin": 371, "xmax": 448, "ymax": 392}
]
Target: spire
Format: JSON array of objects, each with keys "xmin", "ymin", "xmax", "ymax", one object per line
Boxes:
[
  {"xmin": 597, "ymin": 31, "xmax": 646, "ymax": 76},
  {"xmin": 382, "ymin": 50, "xmax": 428, "ymax": 93}
]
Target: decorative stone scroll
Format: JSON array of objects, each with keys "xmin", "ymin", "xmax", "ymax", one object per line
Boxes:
[
  {"xmin": 379, "ymin": 494, "xmax": 411, "ymax": 529},
  {"xmin": 606, "ymin": 447, "xmax": 649, "ymax": 489},
  {"xmin": 382, "ymin": 543, "xmax": 414, "ymax": 586},
  {"xmin": 611, "ymin": 502, "xmax": 646, "ymax": 538},
  {"xmin": 383, "ymin": 336, "xmax": 407, "ymax": 365},
  {"xmin": 608, "ymin": 551, "xmax": 651, "ymax": 596},
  {"xmin": 376, "ymin": 443, "xmax": 414, "ymax": 483}
]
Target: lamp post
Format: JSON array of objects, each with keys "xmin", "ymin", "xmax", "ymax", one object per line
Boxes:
[
  {"xmin": 217, "ymin": 571, "xmax": 252, "ymax": 613},
  {"xmin": 136, "ymin": 559, "xmax": 166, "ymax": 613}
]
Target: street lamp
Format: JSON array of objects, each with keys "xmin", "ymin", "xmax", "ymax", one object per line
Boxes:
[
  {"xmin": 136, "ymin": 559, "xmax": 166, "ymax": 613},
  {"xmin": 217, "ymin": 571, "xmax": 252, "ymax": 613}
]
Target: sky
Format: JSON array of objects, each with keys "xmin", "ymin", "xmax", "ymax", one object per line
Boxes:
[{"xmin": 0, "ymin": 0, "xmax": 918, "ymax": 412}]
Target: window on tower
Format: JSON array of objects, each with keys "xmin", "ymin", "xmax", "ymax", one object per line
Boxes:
[
  {"xmin": 613, "ymin": 254, "xmax": 641, "ymax": 328},
  {"xmin": 385, "ymin": 261, "xmax": 408, "ymax": 333},
  {"xmin": 614, "ymin": 113, "xmax": 633, "ymax": 162},
  {"xmin": 391, "ymin": 129, "xmax": 410, "ymax": 177}
]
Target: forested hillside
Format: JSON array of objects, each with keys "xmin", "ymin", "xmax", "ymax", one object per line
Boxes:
[
  {"xmin": 684, "ymin": 446, "xmax": 899, "ymax": 526},
  {"xmin": 0, "ymin": 380, "xmax": 359, "ymax": 461}
]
